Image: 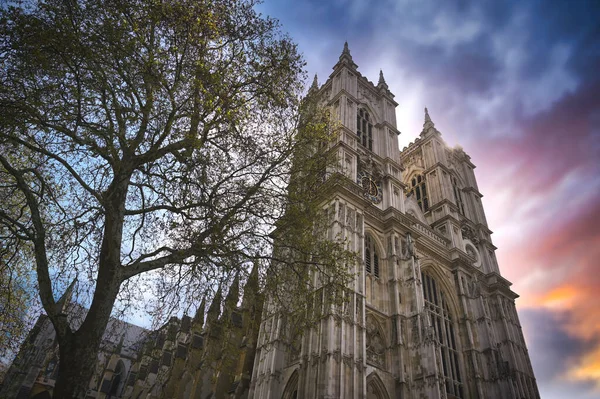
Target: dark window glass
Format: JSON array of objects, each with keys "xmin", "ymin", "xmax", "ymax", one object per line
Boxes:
[
  {"xmin": 176, "ymin": 344, "xmax": 188, "ymax": 359},
  {"xmin": 410, "ymin": 175, "xmax": 429, "ymax": 212},
  {"xmin": 364, "ymin": 234, "xmax": 380, "ymax": 278},
  {"xmin": 357, "ymin": 108, "xmax": 373, "ymax": 151},
  {"xmin": 421, "ymin": 272, "xmax": 463, "ymax": 398},
  {"xmin": 137, "ymin": 365, "xmax": 148, "ymax": 380}
]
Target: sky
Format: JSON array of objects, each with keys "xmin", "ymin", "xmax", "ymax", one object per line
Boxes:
[{"xmin": 257, "ymin": 0, "xmax": 600, "ymax": 398}]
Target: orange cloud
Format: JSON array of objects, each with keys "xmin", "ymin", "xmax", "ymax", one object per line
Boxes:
[
  {"xmin": 567, "ymin": 345, "xmax": 600, "ymax": 390},
  {"xmin": 490, "ymin": 193, "xmax": 600, "ymax": 392},
  {"xmin": 535, "ymin": 285, "xmax": 580, "ymax": 310}
]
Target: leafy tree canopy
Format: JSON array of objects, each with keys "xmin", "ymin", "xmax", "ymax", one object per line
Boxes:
[{"xmin": 0, "ymin": 0, "xmax": 353, "ymax": 396}]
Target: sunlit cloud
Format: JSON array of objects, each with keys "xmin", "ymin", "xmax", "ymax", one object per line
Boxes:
[{"xmin": 258, "ymin": 0, "xmax": 600, "ymax": 396}]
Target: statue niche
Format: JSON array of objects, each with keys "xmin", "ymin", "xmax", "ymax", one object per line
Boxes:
[{"xmin": 366, "ymin": 315, "xmax": 386, "ymax": 369}]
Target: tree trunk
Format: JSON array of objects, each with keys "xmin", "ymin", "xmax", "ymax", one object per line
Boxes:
[
  {"xmin": 53, "ymin": 332, "xmax": 104, "ymax": 399},
  {"xmin": 51, "ymin": 175, "xmax": 130, "ymax": 398}
]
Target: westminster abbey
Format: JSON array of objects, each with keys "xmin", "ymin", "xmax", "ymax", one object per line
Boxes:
[{"xmin": 1, "ymin": 43, "xmax": 539, "ymax": 399}]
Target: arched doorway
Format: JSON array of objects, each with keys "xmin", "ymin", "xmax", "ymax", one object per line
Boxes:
[
  {"xmin": 366, "ymin": 373, "xmax": 389, "ymax": 399},
  {"xmin": 282, "ymin": 370, "xmax": 299, "ymax": 399}
]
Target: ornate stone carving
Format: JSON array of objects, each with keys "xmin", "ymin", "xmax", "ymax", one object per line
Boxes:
[
  {"xmin": 468, "ymin": 275, "xmax": 481, "ymax": 297},
  {"xmin": 411, "ymin": 318, "xmax": 420, "ymax": 344},
  {"xmin": 401, "ymin": 232, "xmax": 415, "ymax": 260},
  {"xmin": 461, "ymin": 224, "xmax": 480, "ymax": 245}
]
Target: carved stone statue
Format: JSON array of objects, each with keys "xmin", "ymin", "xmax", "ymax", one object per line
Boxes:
[{"xmin": 402, "ymin": 232, "xmax": 415, "ymax": 260}]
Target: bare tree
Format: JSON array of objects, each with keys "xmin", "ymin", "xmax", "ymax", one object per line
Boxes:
[{"xmin": 0, "ymin": 0, "xmax": 352, "ymax": 397}]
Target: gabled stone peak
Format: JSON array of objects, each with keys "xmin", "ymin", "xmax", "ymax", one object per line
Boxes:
[
  {"xmin": 377, "ymin": 69, "xmax": 388, "ymax": 89},
  {"xmin": 421, "ymin": 107, "xmax": 440, "ymax": 137},
  {"xmin": 333, "ymin": 41, "xmax": 358, "ymax": 71},
  {"xmin": 341, "ymin": 41, "xmax": 352, "ymax": 60},
  {"xmin": 424, "ymin": 107, "xmax": 434, "ymax": 128}
]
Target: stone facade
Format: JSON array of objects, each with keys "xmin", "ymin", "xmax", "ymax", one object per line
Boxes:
[
  {"xmin": 0, "ymin": 308, "xmax": 147, "ymax": 399},
  {"xmin": 0, "ymin": 43, "xmax": 538, "ymax": 399},
  {"xmin": 249, "ymin": 43, "xmax": 539, "ymax": 399}
]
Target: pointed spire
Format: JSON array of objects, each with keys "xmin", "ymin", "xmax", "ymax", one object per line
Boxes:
[
  {"xmin": 193, "ymin": 295, "xmax": 207, "ymax": 326},
  {"xmin": 422, "ymin": 107, "xmax": 439, "ymax": 136},
  {"xmin": 423, "ymin": 107, "xmax": 435, "ymax": 128},
  {"xmin": 207, "ymin": 285, "xmax": 222, "ymax": 324},
  {"xmin": 247, "ymin": 260, "xmax": 259, "ymax": 291},
  {"xmin": 310, "ymin": 73, "xmax": 319, "ymax": 91},
  {"xmin": 242, "ymin": 259, "xmax": 260, "ymax": 308},
  {"xmin": 335, "ymin": 41, "xmax": 357, "ymax": 71},
  {"xmin": 56, "ymin": 278, "xmax": 77, "ymax": 314},
  {"xmin": 377, "ymin": 69, "xmax": 388, "ymax": 90},
  {"xmin": 342, "ymin": 41, "xmax": 351, "ymax": 56},
  {"xmin": 225, "ymin": 274, "xmax": 240, "ymax": 308}
]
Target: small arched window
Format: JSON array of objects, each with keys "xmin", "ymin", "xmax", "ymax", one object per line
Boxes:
[
  {"xmin": 357, "ymin": 108, "xmax": 373, "ymax": 151},
  {"xmin": 411, "ymin": 175, "xmax": 429, "ymax": 212},
  {"xmin": 365, "ymin": 234, "xmax": 380, "ymax": 278},
  {"xmin": 422, "ymin": 272, "xmax": 463, "ymax": 398},
  {"xmin": 452, "ymin": 176, "xmax": 465, "ymax": 215}
]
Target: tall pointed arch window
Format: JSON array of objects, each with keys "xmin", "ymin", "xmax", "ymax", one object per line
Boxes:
[
  {"xmin": 357, "ymin": 108, "xmax": 373, "ymax": 151},
  {"xmin": 451, "ymin": 176, "xmax": 465, "ymax": 215},
  {"xmin": 364, "ymin": 234, "xmax": 380, "ymax": 278},
  {"xmin": 422, "ymin": 272, "xmax": 463, "ymax": 398},
  {"xmin": 411, "ymin": 175, "xmax": 429, "ymax": 212}
]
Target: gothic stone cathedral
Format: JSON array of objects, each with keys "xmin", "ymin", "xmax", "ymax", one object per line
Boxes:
[
  {"xmin": 249, "ymin": 43, "xmax": 539, "ymax": 399},
  {"xmin": 1, "ymin": 43, "xmax": 539, "ymax": 399}
]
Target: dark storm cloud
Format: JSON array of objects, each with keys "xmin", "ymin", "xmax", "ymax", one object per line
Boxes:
[
  {"xmin": 521, "ymin": 0, "xmax": 600, "ymax": 80},
  {"xmin": 522, "ymin": 308, "xmax": 600, "ymax": 399},
  {"xmin": 521, "ymin": 306, "xmax": 600, "ymax": 399},
  {"xmin": 521, "ymin": 308, "xmax": 592, "ymax": 381},
  {"xmin": 472, "ymin": 78, "xmax": 600, "ymax": 193}
]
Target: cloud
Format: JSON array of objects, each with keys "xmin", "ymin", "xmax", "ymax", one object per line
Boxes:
[
  {"xmin": 258, "ymin": 0, "xmax": 600, "ymax": 395},
  {"xmin": 509, "ymin": 197, "xmax": 600, "ymax": 393},
  {"xmin": 522, "ymin": 308, "xmax": 599, "ymax": 399}
]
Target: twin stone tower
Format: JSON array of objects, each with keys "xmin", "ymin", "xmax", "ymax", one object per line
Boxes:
[
  {"xmin": 250, "ymin": 42, "xmax": 539, "ymax": 399},
  {"xmin": 3, "ymin": 43, "xmax": 539, "ymax": 399}
]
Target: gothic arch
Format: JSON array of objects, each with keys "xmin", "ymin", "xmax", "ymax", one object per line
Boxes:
[
  {"xmin": 282, "ymin": 369, "xmax": 299, "ymax": 399},
  {"xmin": 449, "ymin": 169, "xmax": 465, "ymax": 185},
  {"xmin": 108, "ymin": 359, "xmax": 126, "ymax": 397},
  {"xmin": 419, "ymin": 262, "xmax": 461, "ymax": 316},
  {"xmin": 419, "ymin": 265, "xmax": 466, "ymax": 398},
  {"xmin": 363, "ymin": 229, "xmax": 385, "ymax": 254},
  {"xmin": 366, "ymin": 372, "xmax": 390, "ymax": 399},
  {"xmin": 404, "ymin": 168, "xmax": 426, "ymax": 185},
  {"xmin": 363, "ymin": 229, "xmax": 386, "ymax": 278},
  {"xmin": 357, "ymin": 101, "xmax": 381, "ymax": 124}
]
